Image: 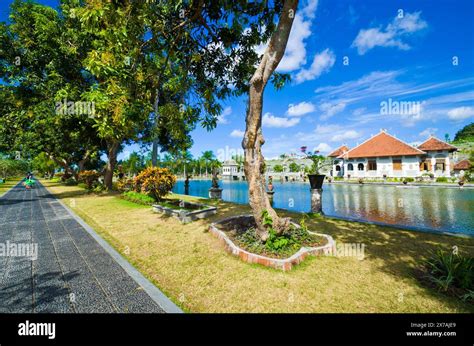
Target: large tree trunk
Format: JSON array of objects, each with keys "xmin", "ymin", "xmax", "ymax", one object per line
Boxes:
[
  {"xmin": 104, "ymin": 142, "xmax": 119, "ymax": 190},
  {"xmin": 50, "ymin": 155, "xmax": 73, "ymax": 181},
  {"xmin": 76, "ymin": 150, "xmax": 91, "ymax": 181},
  {"xmin": 151, "ymin": 139, "xmax": 159, "ymax": 166},
  {"xmin": 242, "ymin": 0, "xmax": 298, "ymax": 241}
]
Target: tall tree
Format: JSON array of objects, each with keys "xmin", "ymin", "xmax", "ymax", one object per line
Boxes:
[
  {"xmin": 0, "ymin": 0, "xmax": 104, "ymax": 177},
  {"xmin": 242, "ymin": 0, "xmax": 298, "ymax": 239}
]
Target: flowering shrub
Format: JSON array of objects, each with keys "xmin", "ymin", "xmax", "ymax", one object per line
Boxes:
[
  {"xmin": 116, "ymin": 178, "xmax": 134, "ymax": 192},
  {"xmin": 134, "ymin": 167, "xmax": 176, "ymax": 201},
  {"xmin": 78, "ymin": 170, "xmax": 101, "ymax": 190}
]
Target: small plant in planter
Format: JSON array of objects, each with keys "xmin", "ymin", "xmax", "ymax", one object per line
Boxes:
[
  {"xmin": 403, "ymin": 179, "xmax": 408, "ymax": 185},
  {"xmin": 300, "ymin": 146, "xmax": 332, "ymax": 189},
  {"xmin": 267, "ymin": 176, "xmax": 274, "ymax": 191},
  {"xmin": 358, "ymin": 178, "xmax": 364, "ymax": 184},
  {"xmin": 458, "ymin": 177, "xmax": 465, "ymax": 187}
]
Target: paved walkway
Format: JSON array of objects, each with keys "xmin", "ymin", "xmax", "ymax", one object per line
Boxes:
[{"xmin": 0, "ymin": 180, "xmax": 179, "ymax": 313}]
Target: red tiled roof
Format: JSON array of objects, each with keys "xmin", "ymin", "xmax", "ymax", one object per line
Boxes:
[
  {"xmin": 338, "ymin": 131, "xmax": 426, "ymax": 159},
  {"xmin": 417, "ymin": 137, "xmax": 457, "ymax": 151},
  {"xmin": 454, "ymin": 159, "xmax": 471, "ymax": 170},
  {"xmin": 328, "ymin": 145, "xmax": 349, "ymax": 157}
]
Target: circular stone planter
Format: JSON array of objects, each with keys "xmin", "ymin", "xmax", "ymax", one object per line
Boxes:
[{"xmin": 209, "ymin": 215, "xmax": 335, "ymax": 271}]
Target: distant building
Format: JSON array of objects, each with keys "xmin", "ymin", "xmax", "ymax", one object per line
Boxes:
[
  {"xmin": 333, "ymin": 130, "xmax": 458, "ymax": 178},
  {"xmin": 453, "ymin": 159, "xmax": 472, "ymax": 177},
  {"xmin": 328, "ymin": 145, "xmax": 349, "ymax": 177},
  {"xmin": 221, "ymin": 159, "xmax": 240, "ymax": 180}
]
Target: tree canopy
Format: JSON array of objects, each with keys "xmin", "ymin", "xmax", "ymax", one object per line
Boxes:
[
  {"xmin": 0, "ymin": 0, "xmax": 289, "ymax": 189},
  {"xmin": 453, "ymin": 122, "xmax": 474, "ymax": 143}
]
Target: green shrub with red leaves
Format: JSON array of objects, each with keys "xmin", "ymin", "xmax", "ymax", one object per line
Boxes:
[
  {"xmin": 134, "ymin": 167, "xmax": 176, "ymax": 201},
  {"xmin": 78, "ymin": 170, "xmax": 101, "ymax": 190}
]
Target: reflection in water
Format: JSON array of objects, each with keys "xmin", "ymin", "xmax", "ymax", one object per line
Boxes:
[{"xmin": 173, "ymin": 180, "xmax": 474, "ymax": 235}]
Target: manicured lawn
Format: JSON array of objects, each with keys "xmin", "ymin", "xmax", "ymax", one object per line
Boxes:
[
  {"xmin": 0, "ymin": 177, "xmax": 22, "ymax": 196},
  {"xmin": 41, "ymin": 179, "xmax": 474, "ymax": 313}
]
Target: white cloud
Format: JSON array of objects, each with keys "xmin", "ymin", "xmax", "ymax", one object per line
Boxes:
[
  {"xmin": 277, "ymin": 14, "xmax": 312, "ymax": 72},
  {"xmin": 319, "ymin": 101, "xmax": 346, "ymax": 120},
  {"xmin": 352, "ymin": 11, "xmax": 427, "ymax": 55},
  {"xmin": 276, "ymin": 0, "xmax": 320, "ymax": 72},
  {"xmin": 315, "ymin": 70, "xmax": 402, "ymax": 100},
  {"xmin": 389, "ymin": 11, "xmax": 428, "ymax": 33},
  {"xmin": 301, "ymin": 0, "xmax": 319, "ymax": 19},
  {"xmin": 287, "ymin": 101, "xmax": 316, "ymax": 116},
  {"xmin": 313, "ymin": 142, "xmax": 332, "ymax": 154},
  {"xmin": 447, "ymin": 106, "xmax": 474, "ymax": 121},
  {"xmin": 331, "ymin": 130, "xmax": 360, "ymax": 142},
  {"xmin": 352, "ymin": 107, "xmax": 366, "ymax": 116},
  {"xmin": 295, "ymin": 48, "xmax": 336, "ymax": 83},
  {"xmin": 262, "ymin": 113, "xmax": 300, "ymax": 128},
  {"xmin": 314, "ymin": 71, "xmax": 474, "ymax": 126},
  {"xmin": 419, "ymin": 127, "xmax": 437, "ymax": 138},
  {"xmin": 217, "ymin": 106, "xmax": 232, "ymax": 124},
  {"xmin": 230, "ymin": 129, "xmax": 245, "ymax": 138}
]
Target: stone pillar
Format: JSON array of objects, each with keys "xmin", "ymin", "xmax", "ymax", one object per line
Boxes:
[
  {"xmin": 310, "ymin": 188, "xmax": 323, "ymax": 214},
  {"xmin": 431, "ymin": 156, "xmax": 436, "ymax": 174},
  {"xmin": 445, "ymin": 156, "xmax": 451, "ymax": 177}
]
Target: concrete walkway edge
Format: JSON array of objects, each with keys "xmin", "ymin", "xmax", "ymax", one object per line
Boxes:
[{"xmin": 42, "ymin": 183, "xmax": 183, "ymax": 313}]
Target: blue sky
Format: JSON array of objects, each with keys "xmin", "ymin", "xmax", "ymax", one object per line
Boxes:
[{"xmin": 2, "ymin": 0, "xmax": 474, "ymax": 160}]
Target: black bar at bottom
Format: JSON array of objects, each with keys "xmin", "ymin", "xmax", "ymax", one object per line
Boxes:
[{"xmin": 0, "ymin": 313, "xmax": 472, "ymax": 345}]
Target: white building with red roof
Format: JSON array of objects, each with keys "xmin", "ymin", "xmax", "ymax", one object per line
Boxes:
[{"xmin": 330, "ymin": 130, "xmax": 458, "ymax": 178}]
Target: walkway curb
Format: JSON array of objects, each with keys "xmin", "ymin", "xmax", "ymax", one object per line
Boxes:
[{"xmin": 42, "ymin": 182, "xmax": 183, "ymax": 313}]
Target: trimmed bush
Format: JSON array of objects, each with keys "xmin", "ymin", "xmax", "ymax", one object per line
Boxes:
[
  {"xmin": 121, "ymin": 191, "xmax": 155, "ymax": 206},
  {"xmin": 134, "ymin": 167, "xmax": 176, "ymax": 201},
  {"xmin": 435, "ymin": 177, "xmax": 448, "ymax": 183},
  {"xmin": 78, "ymin": 170, "xmax": 101, "ymax": 190}
]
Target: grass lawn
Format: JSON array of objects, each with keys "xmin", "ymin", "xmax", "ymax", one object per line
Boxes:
[
  {"xmin": 41, "ymin": 179, "xmax": 474, "ymax": 313},
  {"xmin": 0, "ymin": 177, "xmax": 23, "ymax": 196}
]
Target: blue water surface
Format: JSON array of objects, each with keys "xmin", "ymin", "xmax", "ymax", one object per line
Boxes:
[{"xmin": 173, "ymin": 180, "xmax": 474, "ymax": 236}]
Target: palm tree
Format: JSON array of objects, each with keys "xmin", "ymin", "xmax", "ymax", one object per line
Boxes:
[
  {"xmin": 162, "ymin": 153, "xmax": 175, "ymax": 172},
  {"xmin": 178, "ymin": 150, "xmax": 193, "ymax": 178},
  {"xmin": 201, "ymin": 150, "xmax": 215, "ymax": 177},
  {"xmin": 232, "ymin": 154, "xmax": 244, "ymax": 173}
]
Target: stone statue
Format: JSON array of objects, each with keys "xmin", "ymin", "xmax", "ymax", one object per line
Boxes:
[{"xmin": 211, "ymin": 168, "xmax": 219, "ymax": 188}]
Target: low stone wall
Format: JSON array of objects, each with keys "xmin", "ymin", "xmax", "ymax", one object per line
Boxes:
[
  {"xmin": 209, "ymin": 215, "xmax": 335, "ymax": 271},
  {"xmin": 153, "ymin": 201, "xmax": 217, "ymax": 223}
]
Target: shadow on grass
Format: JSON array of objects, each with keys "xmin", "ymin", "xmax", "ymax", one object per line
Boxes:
[
  {"xmin": 196, "ymin": 198, "xmax": 474, "ymax": 312},
  {"xmin": 45, "ymin": 183, "xmax": 474, "ymax": 312}
]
